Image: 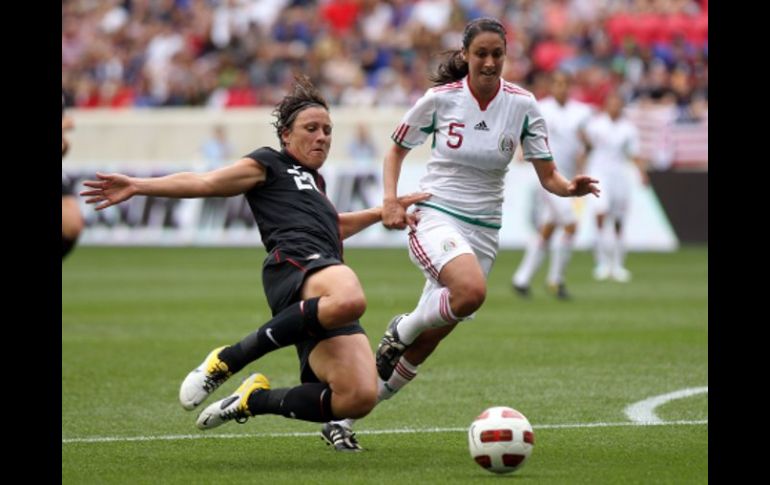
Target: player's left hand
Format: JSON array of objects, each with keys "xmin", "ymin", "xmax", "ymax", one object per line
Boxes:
[{"xmin": 568, "ymin": 175, "xmax": 600, "ymax": 198}]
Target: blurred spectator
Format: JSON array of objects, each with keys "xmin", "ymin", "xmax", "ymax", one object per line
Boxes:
[
  {"xmin": 347, "ymin": 122, "xmax": 378, "ymax": 166},
  {"xmin": 201, "ymin": 124, "xmax": 235, "ymax": 170}
]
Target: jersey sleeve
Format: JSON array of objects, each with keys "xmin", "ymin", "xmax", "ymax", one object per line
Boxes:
[
  {"xmin": 391, "ymin": 89, "xmax": 437, "ymax": 149},
  {"xmin": 244, "ymin": 147, "xmax": 277, "ymax": 180},
  {"xmin": 624, "ymin": 123, "xmax": 641, "ymax": 158},
  {"xmin": 521, "ymin": 98, "xmax": 554, "ymax": 161}
]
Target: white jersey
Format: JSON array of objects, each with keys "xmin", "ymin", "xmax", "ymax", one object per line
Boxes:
[
  {"xmin": 538, "ymin": 97, "xmax": 592, "ymax": 179},
  {"xmin": 392, "ymin": 76, "xmax": 552, "ymax": 229},
  {"xmin": 584, "ymin": 113, "xmax": 640, "ymax": 177}
]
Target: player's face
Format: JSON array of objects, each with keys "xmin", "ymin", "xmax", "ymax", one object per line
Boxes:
[
  {"xmin": 282, "ymin": 106, "xmax": 332, "ymax": 169},
  {"xmin": 605, "ymin": 94, "xmax": 624, "ymax": 119},
  {"xmin": 464, "ymin": 31, "xmax": 506, "ymax": 95},
  {"xmin": 551, "ymin": 73, "xmax": 570, "ymax": 103}
]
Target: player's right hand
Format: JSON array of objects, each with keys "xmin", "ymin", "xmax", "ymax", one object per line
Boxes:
[
  {"xmin": 80, "ymin": 172, "xmax": 136, "ymax": 210},
  {"xmin": 382, "ymin": 197, "xmax": 409, "ymax": 230}
]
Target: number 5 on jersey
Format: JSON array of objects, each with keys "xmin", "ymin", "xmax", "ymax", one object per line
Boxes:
[{"xmin": 447, "ymin": 122, "xmax": 465, "ymax": 149}]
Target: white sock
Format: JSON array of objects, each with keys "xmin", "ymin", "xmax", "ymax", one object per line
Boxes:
[
  {"xmin": 397, "ymin": 287, "xmax": 460, "ymax": 345},
  {"xmin": 547, "ymin": 232, "xmax": 573, "ymax": 285},
  {"xmin": 331, "ymin": 417, "xmax": 356, "ymax": 429},
  {"xmin": 595, "ymin": 224, "xmax": 614, "ymax": 269},
  {"xmin": 378, "ymin": 356, "xmax": 419, "ymax": 401},
  {"xmin": 513, "ymin": 235, "xmax": 545, "ymax": 287},
  {"xmin": 612, "ymin": 232, "xmax": 626, "ymax": 270}
]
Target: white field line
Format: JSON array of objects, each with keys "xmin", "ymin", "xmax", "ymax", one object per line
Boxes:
[
  {"xmin": 625, "ymin": 387, "xmax": 708, "ymax": 424},
  {"xmin": 62, "ymin": 419, "xmax": 707, "ymax": 444}
]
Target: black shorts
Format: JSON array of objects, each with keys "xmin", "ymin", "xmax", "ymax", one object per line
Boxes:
[
  {"xmin": 262, "ymin": 249, "xmax": 366, "ymax": 383},
  {"xmin": 62, "ymin": 173, "xmax": 74, "ymax": 196}
]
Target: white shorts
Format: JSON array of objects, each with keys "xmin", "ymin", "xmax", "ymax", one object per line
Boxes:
[
  {"xmin": 407, "ymin": 206, "xmax": 500, "ymax": 284},
  {"xmin": 590, "ymin": 169, "xmax": 631, "ymax": 220},
  {"xmin": 536, "ymin": 188, "xmax": 577, "ymax": 227}
]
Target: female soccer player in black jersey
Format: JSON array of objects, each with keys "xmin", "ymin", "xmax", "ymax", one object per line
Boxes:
[{"xmin": 81, "ymin": 76, "xmax": 427, "ymax": 450}]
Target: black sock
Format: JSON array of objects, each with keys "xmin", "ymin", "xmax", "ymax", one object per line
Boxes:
[
  {"xmin": 62, "ymin": 236, "xmax": 77, "ymax": 259},
  {"xmin": 219, "ymin": 298, "xmax": 323, "ymax": 373},
  {"xmin": 247, "ymin": 382, "xmax": 336, "ymax": 423}
]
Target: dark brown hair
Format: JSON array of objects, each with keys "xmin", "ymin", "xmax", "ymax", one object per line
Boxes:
[
  {"xmin": 272, "ymin": 75, "xmax": 329, "ymax": 147},
  {"xmin": 429, "ymin": 18, "xmax": 507, "ymax": 86}
]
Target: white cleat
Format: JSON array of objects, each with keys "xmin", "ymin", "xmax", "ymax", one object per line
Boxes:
[
  {"xmin": 593, "ymin": 265, "xmax": 611, "ymax": 281},
  {"xmin": 179, "ymin": 346, "xmax": 232, "ymax": 411},
  {"xmin": 375, "ymin": 314, "xmax": 409, "ymax": 381},
  {"xmin": 196, "ymin": 373, "xmax": 270, "ymax": 430},
  {"xmin": 611, "ymin": 267, "xmax": 632, "ymax": 283}
]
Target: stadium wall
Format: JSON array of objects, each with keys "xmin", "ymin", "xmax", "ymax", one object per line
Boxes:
[
  {"xmin": 64, "ymin": 107, "xmax": 433, "ymax": 167},
  {"xmin": 648, "ymin": 171, "xmax": 707, "ymax": 243}
]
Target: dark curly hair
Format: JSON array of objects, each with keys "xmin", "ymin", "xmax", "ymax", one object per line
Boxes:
[
  {"xmin": 430, "ymin": 18, "xmax": 507, "ymax": 86},
  {"xmin": 271, "ymin": 75, "xmax": 329, "ymax": 147}
]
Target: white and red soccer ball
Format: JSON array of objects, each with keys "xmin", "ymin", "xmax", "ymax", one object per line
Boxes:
[{"xmin": 468, "ymin": 406, "xmax": 535, "ymax": 474}]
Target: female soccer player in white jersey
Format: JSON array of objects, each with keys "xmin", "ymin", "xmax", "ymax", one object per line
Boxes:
[
  {"xmin": 512, "ymin": 71, "xmax": 594, "ymax": 299},
  {"xmin": 322, "ymin": 17, "xmax": 599, "ymax": 450},
  {"xmin": 583, "ymin": 91, "xmax": 648, "ymax": 282}
]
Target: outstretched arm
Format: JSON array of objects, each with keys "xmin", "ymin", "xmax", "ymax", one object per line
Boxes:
[
  {"xmin": 381, "ymin": 143, "xmax": 413, "ymax": 229},
  {"xmin": 532, "ymin": 159, "xmax": 600, "ymax": 198},
  {"xmin": 80, "ymin": 157, "xmax": 266, "ymax": 210},
  {"xmin": 339, "ymin": 192, "xmax": 431, "ymax": 239}
]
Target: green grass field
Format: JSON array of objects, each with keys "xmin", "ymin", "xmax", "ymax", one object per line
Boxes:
[{"xmin": 62, "ymin": 246, "xmax": 708, "ymax": 484}]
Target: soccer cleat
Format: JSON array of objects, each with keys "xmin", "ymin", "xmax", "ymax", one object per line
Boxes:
[
  {"xmin": 320, "ymin": 422, "xmax": 363, "ymax": 452},
  {"xmin": 593, "ymin": 265, "xmax": 611, "ymax": 281},
  {"xmin": 512, "ymin": 282, "xmax": 531, "ymax": 298},
  {"xmin": 611, "ymin": 267, "xmax": 632, "ymax": 283},
  {"xmin": 547, "ymin": 282, "xmax": 571, "ymax": 300},
  {"xmin": 179, "ymin": 346, "xmax": 233, "ymax": 410},
  {"xmin": 196, "ymin": 373, "xmax": 270, "ymax": 430},
  {"xmin": 376, "ymin": 314, "xmax": 409, "ymax": 380}
]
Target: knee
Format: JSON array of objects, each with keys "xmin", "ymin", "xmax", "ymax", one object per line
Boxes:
[
  {"xmin": 332, "ymin": 293, "xmax": 367, "ymax": 323},
  {"xmin": 62, "ymin": 213, "xmax": 84, "ymax": 240},
  {"xmin": 451, "ymin": 282, "xmax": 486, "ymax": 316},
  {"xmin": 334, "ymin": 384, "xmax": 378, "ymax": 419}
]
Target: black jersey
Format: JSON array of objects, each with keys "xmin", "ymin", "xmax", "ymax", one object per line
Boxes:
[{"xmin": 243, "ymin": 147, "xmax": 342, "ymax": 259}]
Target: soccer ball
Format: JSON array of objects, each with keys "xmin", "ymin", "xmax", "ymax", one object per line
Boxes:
[{"xmin": 467, "ymin": 406, "xmax": 535, "ymax": 474}]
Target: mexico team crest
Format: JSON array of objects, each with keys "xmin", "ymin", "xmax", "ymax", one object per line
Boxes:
[
  {"xmin": 442, "ymin": 238, "xmax": 458, "ymax": 253},
  {"xmin": 498, "ymin": 134, "xmax": 515, "ymax": 153}
]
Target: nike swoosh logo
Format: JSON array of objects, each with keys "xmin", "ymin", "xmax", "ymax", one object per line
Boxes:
[
  {"xmin": 202, "ymin": 416, "xmax": 211, "ymax": 426},
  {"xmin": 265, "ymin": 328, "xmax": 280, "ymax": 346},
  {"xmin": 305, "ymin": 254, "xmax": 320, "ymax": 260}
]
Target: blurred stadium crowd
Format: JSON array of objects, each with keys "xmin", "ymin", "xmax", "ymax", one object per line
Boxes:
[
  {"xmin": 62, "ymin": 0, "xmax": 707, "ymax": 168},
  {"xmin": 62, "ymin": 0, "xmax": 707, "ymax": 108}
]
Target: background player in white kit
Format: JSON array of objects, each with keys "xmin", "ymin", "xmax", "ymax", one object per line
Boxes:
[
  {"xmin": 583, "ymin": 91, "xmax": 648, "ymax": 282},
  {"xmin": 512, "ymin": 71, "xmax": 593, "ymax": 300},
  {"xmin": 322, "ymin": 17, "xmax": 599, "ymax": 450}
]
